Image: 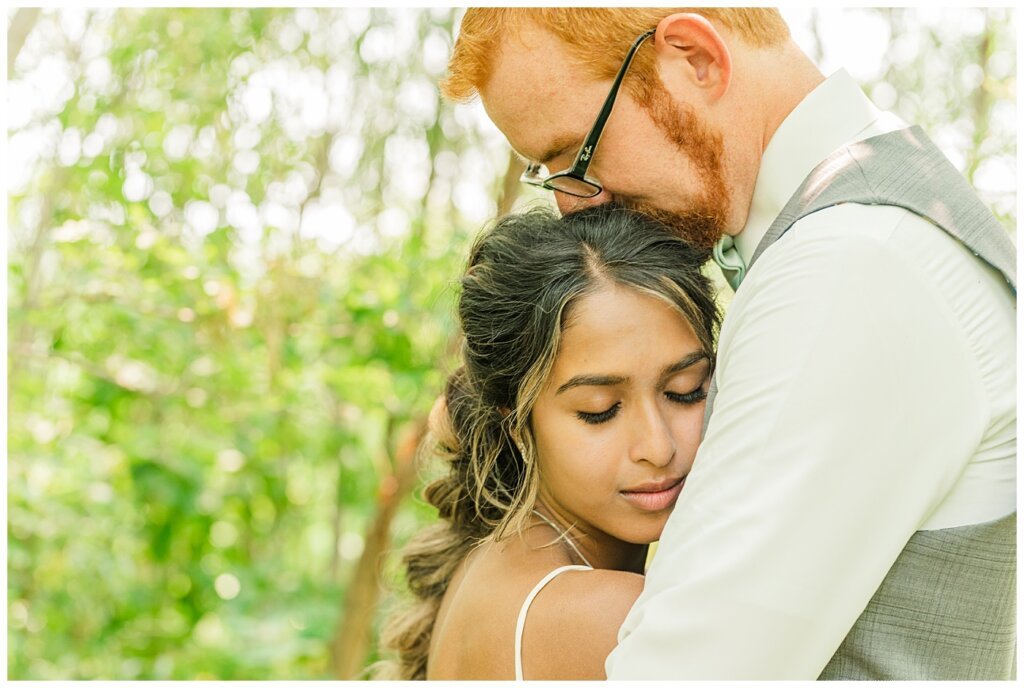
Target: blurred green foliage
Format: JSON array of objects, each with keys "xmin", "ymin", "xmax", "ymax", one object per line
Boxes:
[
  {"xmin": 6, "ymin": 7, "xmax": 1015, "ymax": 680},
  {"xmin": 7, "ymin": 7, "xmax": 521, "ymax": 679}
]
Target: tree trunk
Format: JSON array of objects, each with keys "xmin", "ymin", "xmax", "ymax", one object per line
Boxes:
[{"xmin": 330, "ymin": 418, "xmax": 426, "ymax": 679}]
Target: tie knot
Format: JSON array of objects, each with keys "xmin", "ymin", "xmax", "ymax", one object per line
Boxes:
[{"xmin": 713, "ymin": 235, "xmax": 746, "ymax": 290}]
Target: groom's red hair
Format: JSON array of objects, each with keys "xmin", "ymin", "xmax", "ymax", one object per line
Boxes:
[{"xmin": 442, "ymin": 8, "xmax": 790, "ymax": 106}]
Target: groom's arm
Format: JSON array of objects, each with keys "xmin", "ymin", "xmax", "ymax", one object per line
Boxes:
[{"xmin": 605, "ymin": 206, "xmax": 990, "ymax": 679}]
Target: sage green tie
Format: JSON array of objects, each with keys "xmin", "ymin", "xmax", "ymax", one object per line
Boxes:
[{"xmin": 713, "ymin": 234, "xmax": 746, "ymax": 290}]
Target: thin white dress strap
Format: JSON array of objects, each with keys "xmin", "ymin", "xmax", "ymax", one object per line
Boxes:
[{"xmin": 514, "ymin": 564, "xmax": 592, "ymax": 681}]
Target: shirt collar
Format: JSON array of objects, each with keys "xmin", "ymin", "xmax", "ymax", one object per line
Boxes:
[{"xmin": 713, "ymin": 69, "xmax": 886, "ymax": 285}]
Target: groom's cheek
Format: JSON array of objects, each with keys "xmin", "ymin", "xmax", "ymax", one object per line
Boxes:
[{"xmin": 556, "ymin": 189, "xmax": 612, "ymax": 216}]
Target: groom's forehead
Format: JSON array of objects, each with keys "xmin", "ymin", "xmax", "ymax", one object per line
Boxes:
[
  {"xmin": 484, "ymin": 25, "xmax": 578, "ymax": 102},
  {"xmin": 481, "ymin": 27, "xmax": 602, "ymax": 162}
]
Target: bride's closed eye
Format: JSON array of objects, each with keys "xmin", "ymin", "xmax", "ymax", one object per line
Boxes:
[
  {"xmin": 575, "ymin": 382, "xmax": 707, "ymax": 426},
  {"xmin": 577, "ymin": 402, "xmax": 621, "ymax": 425},
  {"xmin": 665, "ymin": 386, "xmax": 707, "ymax": 405}
]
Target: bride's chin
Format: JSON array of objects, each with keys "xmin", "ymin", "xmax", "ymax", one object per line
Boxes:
[{"xmin": 623, "ymin": 511, "xmax": 675, "ymax": 545}]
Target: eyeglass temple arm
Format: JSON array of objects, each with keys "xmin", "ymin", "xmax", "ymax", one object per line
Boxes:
[{"xmin": 566, "ymin": 28, "xmax": 657, "ymax": 175}]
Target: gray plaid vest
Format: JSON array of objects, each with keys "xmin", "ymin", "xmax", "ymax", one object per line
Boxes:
[{"xmin": 703, "ymin": 126, "xmax": 1016, "ymax": 680}]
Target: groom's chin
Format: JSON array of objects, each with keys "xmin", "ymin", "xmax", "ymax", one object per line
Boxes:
[{"xmin": 618, "ymin": 201, "xmax": 727, "ymax": 253}]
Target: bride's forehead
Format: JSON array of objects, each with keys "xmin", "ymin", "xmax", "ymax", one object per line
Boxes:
[{"xmin": 553, "ymin": 286, "xmax": 696, "ymax": 365}]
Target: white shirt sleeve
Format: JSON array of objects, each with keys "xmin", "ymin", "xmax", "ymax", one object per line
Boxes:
[{"xmin": 605, "ymin": 207, "xmax": 990, "ymax": 679}]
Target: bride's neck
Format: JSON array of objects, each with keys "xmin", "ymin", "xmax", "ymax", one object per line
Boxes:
[{"xmin": 530, "ymin": 502, "xmax": 648, "ymax": 574}]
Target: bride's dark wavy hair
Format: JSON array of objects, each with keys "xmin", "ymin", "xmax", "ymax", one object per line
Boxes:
[{"xmin": 374, "ymin": 204, "xmax": 720, "ymax": 679}]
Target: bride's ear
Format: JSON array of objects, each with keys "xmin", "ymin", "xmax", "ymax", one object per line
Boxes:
[{"xmin": 653, "ymin": 13, "xmax": 733, "ymax": 103}]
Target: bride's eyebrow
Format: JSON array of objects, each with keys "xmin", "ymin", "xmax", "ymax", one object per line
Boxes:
[
  {"xmin": 556, "ymin": 374, "xmax": 626, "ymax": 395},
  {"xmin": 555, "ymin": 352, "xmax": 709, "ymax": 396},
  {"xmin": 660, "ymin": 351, "xmax": 710, "ymax": 380}
]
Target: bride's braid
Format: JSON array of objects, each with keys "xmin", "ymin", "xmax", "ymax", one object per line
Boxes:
[{"xmin": 375, "ymin": 367, "xmax": 515, "ymax": 679}]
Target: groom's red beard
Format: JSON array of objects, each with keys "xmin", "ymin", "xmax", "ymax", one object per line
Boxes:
[{"xmin": 619, "ymin": 89, "xmax": 730, "ymax": 252}]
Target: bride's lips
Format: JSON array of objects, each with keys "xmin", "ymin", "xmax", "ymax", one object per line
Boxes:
[{"xmin": 620, "ymin": 477, "xmax": 686, "ymax": 512}]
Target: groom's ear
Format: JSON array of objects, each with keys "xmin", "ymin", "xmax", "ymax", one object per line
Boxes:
[{"xmin": 653, "ymin": 13, "xmax": 732, "ymax": 103}]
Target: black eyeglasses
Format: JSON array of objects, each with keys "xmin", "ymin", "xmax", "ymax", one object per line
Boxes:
[{"xmin": 520, "ymin": 29, "xmax": 656, "ymax": 198}]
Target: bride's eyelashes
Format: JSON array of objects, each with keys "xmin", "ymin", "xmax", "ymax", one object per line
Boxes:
[
  {"xmin": 577, "ymin": 402, "xmax": 621, "ymax": 425},
  {"xmin": 665, "ymin": 388, "xmax": 708, "ymax": 405},
  {"xmin": 575, "ymin": 386, "xmax": 708, "ymax": 425}
]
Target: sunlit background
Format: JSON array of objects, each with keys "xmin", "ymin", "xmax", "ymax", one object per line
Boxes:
[{"xmin": 5, "ymin": 7, "xmax": 1016, "ymax": 680}]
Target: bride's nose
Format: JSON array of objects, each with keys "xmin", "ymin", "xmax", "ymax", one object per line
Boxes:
[{"xmin": 629, "ymin": 399, "xmax": 677, "ymax": 468}]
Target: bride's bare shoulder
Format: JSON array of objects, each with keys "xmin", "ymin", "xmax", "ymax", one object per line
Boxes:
[
  {"xmin": 518, "ymin": 567, "xmax": 644, "ymax": 680},
  {"xmin": 427, "ymin": 534, "xmax": 575, "ymax": 679},
  {"xmin": 429, "ymin": 533, "xmax": 644, "ymax": 680}
]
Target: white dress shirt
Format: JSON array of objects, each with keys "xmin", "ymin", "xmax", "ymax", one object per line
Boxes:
[{"xmin": 605, "ymin": 70, "xmax": 1017, "ymax": 679}]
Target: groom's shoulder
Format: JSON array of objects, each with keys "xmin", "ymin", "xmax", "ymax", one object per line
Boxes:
[
  {"xmin": 739, "ymin": 204, "xmax": 922, "ymax": 301},
  {"xmin": 748, "ymin": 202, "xmax": 957, "ymax": 295},
  {"xmin": 773, "ymin": 203, "xmax": 916, "ymax": 262}
]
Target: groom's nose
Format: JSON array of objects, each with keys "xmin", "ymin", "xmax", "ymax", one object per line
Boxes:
[{"xmin": 555, "ymin": 188, "xmax": 612, "ymax": 216}]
